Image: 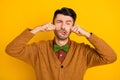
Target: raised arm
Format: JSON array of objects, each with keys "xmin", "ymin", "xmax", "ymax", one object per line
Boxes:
[
  {"xmin": 71, "ymin": 25, "xmax": 117, "ymax": 67},
  {"xmin": 6, "ymin": 23, "xmax": 55, "ymax": 65}
]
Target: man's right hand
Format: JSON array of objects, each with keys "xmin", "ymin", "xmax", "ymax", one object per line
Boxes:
[{"xmin": 30, "ymin": 23, "xmax": 55, "ymax": 34}]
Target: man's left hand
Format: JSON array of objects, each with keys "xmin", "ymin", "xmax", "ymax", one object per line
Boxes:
[{"xmin": 71, "ymin": 25, "xmax": 91, "ymax": 38}]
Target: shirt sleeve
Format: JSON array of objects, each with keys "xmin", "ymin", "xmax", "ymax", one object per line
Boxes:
[
  {"xmin": 5, "ymin": 28, "xmax": 39, "ymax": 66},
  {"xmin": 85, "ymin": 33, "xmax": 117, "ymax": 68}
]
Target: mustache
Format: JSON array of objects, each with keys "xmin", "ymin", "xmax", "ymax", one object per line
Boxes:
[{"xmin": 59, "ymin": 29, "xmax": 67, "ymax": 33}]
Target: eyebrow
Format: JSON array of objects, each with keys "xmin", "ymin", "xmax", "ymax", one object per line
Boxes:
[
  {"xmin": 56, "ymin": 20, "xmax": 72, "ymax": 22},
  {"xmin": 56, "ymin": 20, "xmax": 62, "ymax": 22},
  {"xmin": 66, "ymin": 20, "xmax": 72, "ymax": 22}
]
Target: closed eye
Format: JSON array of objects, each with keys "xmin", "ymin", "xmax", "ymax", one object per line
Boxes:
[{"xmin": 56, "ymin": 20, "xmax": 62, "ymax": 23}]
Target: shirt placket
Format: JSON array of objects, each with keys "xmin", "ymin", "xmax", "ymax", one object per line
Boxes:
[
  {"xmin": 59, "ymin": 64, "xmax": 64, "ymax": 80},
  {"xmin": 58, "ymin": 50, "xmax": 66, "ymax": 63}
]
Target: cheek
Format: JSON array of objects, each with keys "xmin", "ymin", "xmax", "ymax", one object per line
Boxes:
[
  {"xmin": 54, "ymin": 24, "xmax": 61, "ymax": 30},
  {"xmin": 55, "ymin": 26, "xmax": 60, "ymax": 30},
  {"xmin": 65, "ymin": 26, "xmax": 72, "ymax": 31}
]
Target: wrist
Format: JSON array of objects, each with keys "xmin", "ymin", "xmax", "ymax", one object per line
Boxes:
[{"xmin": 30, "ymin": 26, "xmax": 41, "ymax": 34}]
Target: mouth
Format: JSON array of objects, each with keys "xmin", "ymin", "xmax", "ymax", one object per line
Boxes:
[{"xmin": 59, "ymin": 30, "xmax": 67, "ymax": 35}]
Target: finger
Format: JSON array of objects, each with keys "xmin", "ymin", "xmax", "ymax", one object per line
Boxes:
[
  {"xmin": 72, "ymin": 27, "xmax": 78, "ymax": 32},
  {"xmin": 71, "ymin": 27, "xmax": 75, "ymax": 32},
  {"xmin": 52, "ymin": 25, "xmax": 56, "ymax": 30},
  {"xmin": 48, "ymin": 24, "xmax": 56, "ymax": 30},
  {"xmin": 43, "ymin": 23, "xmax": 55, "ymax": 31},
  {"xmin": 50, "ymin": 23, "xmax": 56, "ymax": 30},
  {"xmin": 40, "ymin": 27, "xmax": 46, "ymax": 32}
]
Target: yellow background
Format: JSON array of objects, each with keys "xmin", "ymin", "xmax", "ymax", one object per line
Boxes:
[{"xmin": 0, "ymin": 0, "xmax": 120, "ymax": 80}]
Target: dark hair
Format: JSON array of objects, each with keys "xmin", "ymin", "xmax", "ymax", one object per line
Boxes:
[{"xmin": 53, "ymin": 7, "xmax": 77, "ymax": 24}]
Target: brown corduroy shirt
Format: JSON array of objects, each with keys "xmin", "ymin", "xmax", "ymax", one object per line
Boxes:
[{"xmin": 6, "ymin": 29, "xmax": 117, "ymax": 80}]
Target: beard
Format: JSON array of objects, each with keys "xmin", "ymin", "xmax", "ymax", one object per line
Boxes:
[{"xmin": 54, "ymin": 29, "xmax": 71, "ymax": 40}]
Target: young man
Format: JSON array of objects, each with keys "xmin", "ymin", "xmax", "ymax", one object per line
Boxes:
[{"xmin": 6, "ymin": 7, "xmax": 117, "ymax": 80}]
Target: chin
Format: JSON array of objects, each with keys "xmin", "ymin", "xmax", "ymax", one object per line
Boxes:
[
  {"xmin": 58, "ymin": 35, "xmax": 69, "ymax": 40},
  {"xmin": 54, "ymin": 31, "xmax": 70, "ymax": 40},
  {"xmin": 59, "ymin": 38, "xmax": 68, "ymax": 40}
]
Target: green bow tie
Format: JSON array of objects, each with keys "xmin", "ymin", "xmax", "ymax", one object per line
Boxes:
[{"xmin": 53, "ymin": 44, "xmax": 69, "ymax": 53}]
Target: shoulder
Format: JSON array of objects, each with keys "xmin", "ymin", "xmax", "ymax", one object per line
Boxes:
[
  {"xmin": 36, "ymin": 40, "xmax": 53, "ymax": 47},
  {"xmin": 71, "ymin": 40, "xmax": 91, "ymax": 49}
]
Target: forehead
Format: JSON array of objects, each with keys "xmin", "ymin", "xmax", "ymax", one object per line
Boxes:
[{"xmin": 55, "ymin": 14, "xmax": 73, "ymax": 22}]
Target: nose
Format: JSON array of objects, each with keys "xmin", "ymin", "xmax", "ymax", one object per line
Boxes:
[{"xmin": 61, "ymin": 23, "xmax": 65, "ymax": 29}]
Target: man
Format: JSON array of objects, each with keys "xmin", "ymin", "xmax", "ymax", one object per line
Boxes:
[{"xmin": 6, "ymin": 7, "xmax": 117, "ymax": 80}]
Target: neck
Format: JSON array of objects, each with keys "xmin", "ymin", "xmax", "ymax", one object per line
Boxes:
[{"xmin": 55, "ymin": 37, "xmax": 68, "ymax": 46}]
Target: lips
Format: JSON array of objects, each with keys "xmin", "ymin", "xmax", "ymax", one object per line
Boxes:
[{"xmin": 59, "ymin": 30, "xmax": 67, "ymax": 35}]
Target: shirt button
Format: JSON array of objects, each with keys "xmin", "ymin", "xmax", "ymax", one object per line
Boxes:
[
  {"xmin": 60, "ymin": 54, "xmax": 62, "ymax": 56},
  {"xmin": 61, "ymin": 65, "xmax": 64, "ymax": 68}
]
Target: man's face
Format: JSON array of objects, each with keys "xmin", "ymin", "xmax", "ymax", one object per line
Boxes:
[{"xmin": 54, "ymin": 14, "xmax": 74, "ymax": 40}]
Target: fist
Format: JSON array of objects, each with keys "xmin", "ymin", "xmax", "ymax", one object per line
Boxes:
[
  {"xmin": 71, "ymin": 25, "xmax": 91, "ymax": 37},
  {"xmin": 40, "ymin": 23, "xmax": 55, "ymax": 32},
  {"xmin": 31, "ymin": 23, "xmax": 55, "ymax": 34},
  {"xmin": 71, "ymin": 25, "xmax": 84, "ymax": 36}
]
